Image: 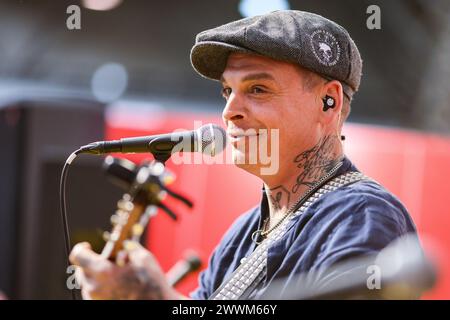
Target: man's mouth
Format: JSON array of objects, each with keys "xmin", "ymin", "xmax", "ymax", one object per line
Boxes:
[{"xmin": 227, "ymin": 129, "xmax": 264, "ymax": 143}]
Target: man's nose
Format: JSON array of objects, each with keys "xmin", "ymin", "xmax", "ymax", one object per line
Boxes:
[{"xmin": 222, "ymin": 93, "xmax": 246, "ymax": 123}]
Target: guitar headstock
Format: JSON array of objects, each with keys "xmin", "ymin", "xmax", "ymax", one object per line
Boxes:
[{"xmin": 100, "ymin": 156, "xmax": 192, "ymax": 263}]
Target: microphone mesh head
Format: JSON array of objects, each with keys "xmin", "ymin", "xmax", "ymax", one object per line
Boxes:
[{"xmin": 197, "ymin": 124, "xmax": 227, "ymax": 156}]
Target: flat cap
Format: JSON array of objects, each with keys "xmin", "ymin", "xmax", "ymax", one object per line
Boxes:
[{"xmin": 190, "ymin": 10, "xmax": 362, "ymax": 98}]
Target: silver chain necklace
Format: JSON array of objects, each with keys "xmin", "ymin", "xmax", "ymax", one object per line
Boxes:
[{"xmin": 251, "ymin": 159, "xmax": 344, "ymax": 244}]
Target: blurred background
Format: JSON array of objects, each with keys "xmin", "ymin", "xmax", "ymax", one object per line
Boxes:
[{"xmin": 0, "ymin": 0, "xmax": 449, "ymax": 299}]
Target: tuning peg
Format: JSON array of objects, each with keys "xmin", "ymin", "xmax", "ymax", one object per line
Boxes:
[
  {"xmin": 117, "ymin": 199, "xmax": 134, "ymax": 212},
  {"xmin": 111, "ymin": 210, "xmax": 129, "ymax": 226},
  {"xmin": 103, "ymin": 231, "xmax": 111, "ymax": 242},
  {"xmin": 123, "ymin": 240, "xmax": 138, "ymax": 251},
  {"xmin": 161, "ymin": 172, "xmax": 175, "ymax": 186},
  {"xmin": 158, "ymin": 190, "xmax": 168, "ymax": 201},
  {"xmin": 131, "ymin": 224, "xmax": 144, "ymax": 237},
  {"xmin": 109, "ymin": 231, "xmax": 120, "ymax": 241},
  {"xmin": 150, "ymin": 161, "xmax": 165, "ymax": 176},
  {"xmin": 110, "ymin": 214, "xmax": 119, "ymax": 225}
]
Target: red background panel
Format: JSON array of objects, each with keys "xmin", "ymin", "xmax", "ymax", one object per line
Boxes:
[{"xmin": 106, "ymin": 108, "xmax": 450, "ymax": 299}]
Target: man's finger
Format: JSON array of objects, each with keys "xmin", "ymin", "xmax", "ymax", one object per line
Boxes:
[
  {"xmin": 125, "ymin": 241, "xmax": 154, "ymax": 268},
  {"xmin": 69, "ymin": 242, "xmax": 112, "ymax": 278},
  {"xmin": 125, "ymin": 241, "xmax": 167, "ymax": 285},
  {"xmin": 69, "ymin": 242, "xmax": 97, "ymax": 268},
  {"xmin": 74, "ymin": 266, "xmax": 86, "ymax": 286}
]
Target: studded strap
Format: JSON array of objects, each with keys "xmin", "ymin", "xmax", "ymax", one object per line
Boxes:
[{"xmin": 210, "ymin": 171, "xmax": 366, "ymax": 300}]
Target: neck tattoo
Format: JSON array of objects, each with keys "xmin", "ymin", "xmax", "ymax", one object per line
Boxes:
[{"xmin": 254, "ymin": 134, "xmax": 343, "ymax": 243}]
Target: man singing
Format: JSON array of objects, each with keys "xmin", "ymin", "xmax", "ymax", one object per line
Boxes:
[{"xmin": 70, "ymin": 10, "xmax": 417, "ymax": 300}]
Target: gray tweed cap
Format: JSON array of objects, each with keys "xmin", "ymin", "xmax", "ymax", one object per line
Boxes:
[{"xmin": 190, "ymin": 10, "xmax": 362, "ymax": 98}]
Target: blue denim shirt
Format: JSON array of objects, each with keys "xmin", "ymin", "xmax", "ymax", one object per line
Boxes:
[{"xmin": 191, "ymin": 156, "xmax": 417, "ymax": 299}]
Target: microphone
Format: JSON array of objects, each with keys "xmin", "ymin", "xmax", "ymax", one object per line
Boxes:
[
  {"xmin": 166, "ymin": 251, "xmax": 202, "ymax": 287},
  {"xmin": 78, "ymin": 123, "xmax": 227, "ymax": 157}
]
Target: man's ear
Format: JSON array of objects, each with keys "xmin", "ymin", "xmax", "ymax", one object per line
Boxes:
[{"xmin": 319, "ymin": 80, "xmax": 343, "ymax": 123}]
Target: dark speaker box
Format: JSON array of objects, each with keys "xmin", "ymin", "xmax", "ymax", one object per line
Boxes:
[{"xmin": 0, "ymin": 97, "xmax": 123, "ymax": 299}]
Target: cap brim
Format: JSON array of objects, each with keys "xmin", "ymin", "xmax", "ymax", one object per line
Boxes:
[
  {"xmin": 191, "ymin": 40, "xmax": 354, "ymax": 100},
  {"xmin": 190, "ymin": 41, "xmax": 253, "ymax": 81}
]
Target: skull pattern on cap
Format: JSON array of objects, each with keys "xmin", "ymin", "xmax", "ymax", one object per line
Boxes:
[{"xmin": 309, "ymin": 29, "xmax": 341, "ymax": 67}]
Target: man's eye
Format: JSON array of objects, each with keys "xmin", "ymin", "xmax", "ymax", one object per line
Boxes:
[
  {"xmin": 250, "ymin": 86, "xmax": 266, "ymax": 94},
  {"xmin": 221, "ymin": 87, "xmax": 232, "ymax": 98}
]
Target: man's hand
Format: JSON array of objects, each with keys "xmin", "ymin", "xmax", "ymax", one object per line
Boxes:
[{"xmin": 69, "ymin": 241, "xmax": 182, "ymax": 300}]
